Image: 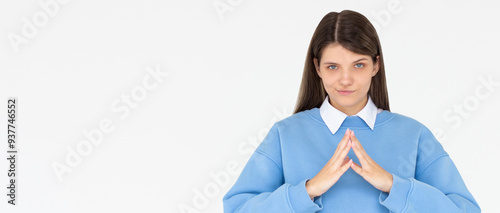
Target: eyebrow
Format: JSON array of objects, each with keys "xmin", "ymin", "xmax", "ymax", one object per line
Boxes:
[{"xmin": 322, "ymin": 58, "xmax": 369, "ymax": 65}]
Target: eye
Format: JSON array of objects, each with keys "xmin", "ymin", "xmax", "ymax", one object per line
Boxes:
[
  {"xmin": 354, "ymin": 63, "xmax": 364, "ymax": 68},
  {"xmin": 328, "ymin": 65, "xmax": 338, "ymax": 70}
]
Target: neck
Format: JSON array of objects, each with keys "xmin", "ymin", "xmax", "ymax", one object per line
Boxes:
[{"xmin": 329, "ymin": 96, "xmax": 368, "ymax": 116}]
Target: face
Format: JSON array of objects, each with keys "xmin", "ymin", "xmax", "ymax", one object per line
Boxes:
[{"xmin": 314, "ymin": 43, "xmax": 379, "ymax": 116}]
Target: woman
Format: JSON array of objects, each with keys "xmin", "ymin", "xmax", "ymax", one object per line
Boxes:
[{"xmin": 223, "ymin": 10, "xmax": 480, "ymax": 212}]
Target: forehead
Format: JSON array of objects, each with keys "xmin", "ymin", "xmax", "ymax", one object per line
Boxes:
[{"xmin": 320, "ymin": 43, "xmax": 369, "ymax": 63}]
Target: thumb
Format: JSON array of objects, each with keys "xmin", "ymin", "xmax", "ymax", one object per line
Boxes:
[
  {"xmin": 341, "ymin": 156, "xmax": 350, "ymax": 166},
  {"xmin": 341, "ymin": 158, "xmax": 352, "ymax": 173},
  {"xmin": 350, "ymin": 161, "xmax": 363, "ymax": 175}
]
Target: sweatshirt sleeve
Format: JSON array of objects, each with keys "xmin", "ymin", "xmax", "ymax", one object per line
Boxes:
[
  {"xmin": 379, "ymin": 126, "xmax": 481, "ymax": 212},
  {"xmin": 222, "ymin": 124, "xmax": 323, "ymax": 213}
]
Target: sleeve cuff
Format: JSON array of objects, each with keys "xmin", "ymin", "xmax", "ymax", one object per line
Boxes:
[
  {"xmin": 287, "ymin": 179, "xmax": 323, "ymax": 212},
  {"xmin": 379, "ymin": 173, "xmax": 413, "ymax": 212}
]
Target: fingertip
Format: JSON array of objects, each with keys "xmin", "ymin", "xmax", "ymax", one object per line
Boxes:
[
  {"xmin": 343, "ymin": 159, "xmax": 352, "ymax": 171},
  {"xmin": 350, "ymin": 160, "xmax": 359, "ymax": 171}
]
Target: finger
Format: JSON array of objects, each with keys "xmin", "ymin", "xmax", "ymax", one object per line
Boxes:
[
  {"xmin": 350, "ymin": 130, "xmax": 367, "ymax": 153},
  {"xmin": 350, "ymin": 131, "xmax": 371, "ymax": 165},
  {"xmin": 350, "ymin": 160, "xmax": 363, "ymax": 176},
  {"xmin": 350, "ymin": 138, "xmax": 367, "ymax": 166},
  {"xmin": 336, "ymin": 128, "xmax": 351, "ymax": 149},
  {"xmin": 349, "ymin": 131, "xmax": 364, "ymax": 162},
  {"xmin": 332, "ymin": 129, "xmax": 352, "ymax": 163},
  {"xmin": 341, "ymin": 159, "xmax": 353, "ymax": 173},
  {"xmin": 341, "ymin": 156, "xmax": 350, "ymax": 166},
  {"xmin": 351, "ymin": 142, "xmax": 371, "ymax": 168},
  {"xmin": 334, "ymin": 133, "xmax": 353, "ymax": 166}
]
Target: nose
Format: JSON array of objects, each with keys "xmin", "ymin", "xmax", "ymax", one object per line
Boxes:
[{"xmin": 339, "ymin": 69, "xmax": 353, "ymax": 86}]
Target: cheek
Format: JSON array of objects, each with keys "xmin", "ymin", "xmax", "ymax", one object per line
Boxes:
[
  {"xmin": 320, "ymin": 75, "xmax": 337, "ymax": 87},
  {"xmin": 357, "ymin": 76, "xmax": 373, "ymax": 89},
  {"xmin": 319, "ymin": 70, "xmax": 339, "ymax": 82}
]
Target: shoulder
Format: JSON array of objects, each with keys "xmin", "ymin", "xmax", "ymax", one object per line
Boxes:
[
  {"xmin": 376, "ymin": 111, "xmax": 442, "ymax": 145},
  {"xmin": 273, "ymin": 108, "xmax": 322, "ymax": 131},
  {"xmin": 388, "ymin": 112, "xmax": 444, "ymax": 150},
  {"xmin": 383, "ymin": 111, "xmax": 431, "ymax": 132}
]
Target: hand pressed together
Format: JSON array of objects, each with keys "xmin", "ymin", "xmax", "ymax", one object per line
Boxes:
[{"xmin": 305, "ymin": 129, "xmax": 393, "ymax": 200}]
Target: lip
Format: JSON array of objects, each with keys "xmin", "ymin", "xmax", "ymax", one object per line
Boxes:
[{"xmin": 337, "ymin": 89, "xmax": 355, "ymax": 95}]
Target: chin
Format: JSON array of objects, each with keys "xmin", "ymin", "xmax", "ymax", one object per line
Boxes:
[{"xmin": 330, "ymin": 96, "xmax": 357, "ymax": 107}]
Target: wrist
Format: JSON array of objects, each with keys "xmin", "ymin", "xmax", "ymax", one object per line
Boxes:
[
  {"xmin": 384, "ymin": 173, "xmax": 393, "ymax": 193},
  {"xmin": 305, "ymin": 179, "xmax": 318, "ymax": 199}
]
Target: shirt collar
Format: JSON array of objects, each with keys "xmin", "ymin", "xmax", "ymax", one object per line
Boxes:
[{"xmin": 319, "ymin": 95, "xmax": 382, "ymax": 135}]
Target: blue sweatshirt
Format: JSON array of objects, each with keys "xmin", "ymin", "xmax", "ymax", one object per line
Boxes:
[{"xmin": 222, "ymin": 108, "xmax": 480, "ymax": 212}]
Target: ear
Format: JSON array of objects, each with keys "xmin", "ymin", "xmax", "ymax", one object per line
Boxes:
[
  {"xmin": 372, "ymin": 56, "xmax": 380, "ymax": 77},
  {"xmin": 313, "ymin": 58, "xmax": 321, "ymax": 78}
]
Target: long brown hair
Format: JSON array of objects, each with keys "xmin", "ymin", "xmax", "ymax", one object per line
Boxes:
[{"xmin": 293, "ymin": 10, "xmax": 390, "ymax": 114}]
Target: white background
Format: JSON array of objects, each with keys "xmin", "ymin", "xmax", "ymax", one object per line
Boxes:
[{"xmin": 0, "ymin": 0, "xmax": 499, "ymax": 212}]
